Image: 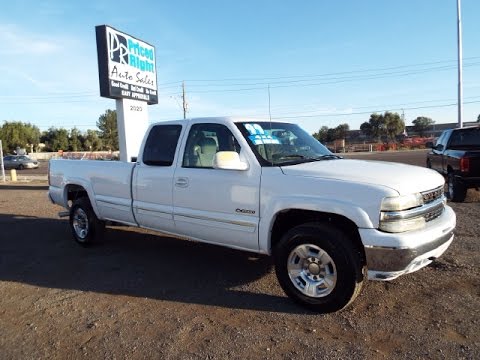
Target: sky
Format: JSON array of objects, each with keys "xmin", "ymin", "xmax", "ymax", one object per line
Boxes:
[{"xmin": 1, "ymin": 0, "xmax": 479, "ymax": 135}]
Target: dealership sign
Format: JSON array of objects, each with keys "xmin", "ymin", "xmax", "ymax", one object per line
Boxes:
[{"xmin": 95, "ymin": 25, "xmax": 158, "ymax": 105}]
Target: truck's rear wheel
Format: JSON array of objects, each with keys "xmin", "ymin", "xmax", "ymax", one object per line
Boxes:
[
  {"xmin": 447, "ymin": 172, "xmax": 467, "ymax": 202},
  {"xmin": 274, "ymin": 223, "xmax": 365, "ymax": 313},
  {"xmin": 69, "ymin": 198, "xmax": 105, "ymax": 246}
]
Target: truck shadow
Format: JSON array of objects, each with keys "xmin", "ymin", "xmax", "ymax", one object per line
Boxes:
[
  {"xmin": 0, "ymin": 214, "xmax": 304, "ymax": 314},
  {"xmin": 0, "ymin": 184, "xmax": 49, "ymax": 191}
]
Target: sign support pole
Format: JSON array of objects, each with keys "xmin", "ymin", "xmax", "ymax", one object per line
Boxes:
[{"xmin": 115, "ymin": 99, "xmax": 149, "ymax": 162}]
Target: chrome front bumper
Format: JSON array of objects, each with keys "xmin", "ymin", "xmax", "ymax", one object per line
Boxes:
[{"xmin": 360, "ymin": 205, "xmax": 456, "ymax": 281}]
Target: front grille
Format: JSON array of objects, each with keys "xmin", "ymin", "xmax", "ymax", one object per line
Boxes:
[
  {"xmin": 421, "ymin": 186, "xmax": 444, "ymax": 204},
  {"xmin": 424, "ymin": 204, "xmax": 444, "ymax": 222},
  {"xmin": 421, "ymin": 186, "xmax": 445, "ymax": 222}
]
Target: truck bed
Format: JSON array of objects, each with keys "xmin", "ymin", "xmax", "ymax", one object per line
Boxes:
[{"xmin": 49, "ymin": 159, "xmax": 136, "ymax": 225}]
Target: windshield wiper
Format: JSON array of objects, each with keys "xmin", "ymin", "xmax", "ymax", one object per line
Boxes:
[
  {"xmin": 315, "ymin": 154, "xmax": 343, "ymax": 160},
  {"xmin": 275, "ymin": 154, "xmax": 342, "ymax": 165},
  {"xmin": 277, "ymin": 154, "xmax": 306, "ymax": 159}
]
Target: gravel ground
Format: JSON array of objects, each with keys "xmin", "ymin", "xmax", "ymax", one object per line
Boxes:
[{"xmin": 0, "ymin": 154, "xmax": 479, "ymax": 359}]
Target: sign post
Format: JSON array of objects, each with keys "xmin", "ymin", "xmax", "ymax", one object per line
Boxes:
[{"xmin": 95, "ymin": 25, "xmax": 158, "ymax": 162}]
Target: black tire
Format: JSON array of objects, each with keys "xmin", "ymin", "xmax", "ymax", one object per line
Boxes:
[
  {"xmin": 18, "ymin": 164, "xmax": 24, "ymax": 170},
  {"xmin": 447, "ymin": 172, "xmax": 467, "ymax": 202},
  {"xmin": 426, "ymin": 159, "xmax": 432, "ymax": 169},
  {"xmin": 274, "ymin": 223, "xmax": 365, "ymax": 313},
  {"xmin": 69, "ymin": 197, "xmax": 105, "ymax": 246}
]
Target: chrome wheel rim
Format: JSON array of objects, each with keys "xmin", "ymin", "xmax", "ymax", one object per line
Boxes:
[
  {"xmin": 287, "ymin": 244, "xmax": 337, "ymax": 298},
  {"xmin": 72, "ymin": 208, "xmax": 89, "ymax": 240}
]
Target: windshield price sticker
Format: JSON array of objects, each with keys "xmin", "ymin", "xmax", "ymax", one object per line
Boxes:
[
  {"xmin": 245, "ymin": 124, "xmax": 280, "ymax": 145},
  {"xmin": 248, "ymin": 134, "xmax": 280, "ymax": 145},
  {"xmin": 245, "ymin": 124, "xmax": 265, "ymax": 135}
]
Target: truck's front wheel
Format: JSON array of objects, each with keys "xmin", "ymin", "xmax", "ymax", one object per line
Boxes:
[
  {"xmin": 274, "ymin": 223, "xmax": 365, "ymax": 313},
  {"xmin": 69, "ymin": 198, "xmax": 105, "ymax": 246}
]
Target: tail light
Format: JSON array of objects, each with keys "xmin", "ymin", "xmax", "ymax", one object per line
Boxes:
[{"xmin": 460, "ymin": 157, "xmax": 470, "ymax": 173}]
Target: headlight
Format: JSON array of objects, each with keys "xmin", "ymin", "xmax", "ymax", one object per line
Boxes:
[
  {"xmin": 381, "ymin": 193, "xmax": 423, "ymax": 211},
  {"xmin": 379, "ymin": 193, "xmax": 425, "ymax": 233}
]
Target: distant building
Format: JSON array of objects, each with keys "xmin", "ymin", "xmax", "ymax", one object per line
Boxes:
[{"xmin": 405, "ymin": 121, "xmax": 478, "ymax": 138}]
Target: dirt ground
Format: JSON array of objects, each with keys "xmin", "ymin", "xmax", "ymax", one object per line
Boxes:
[{"xmin": 1, "ymin": 160, "xmax": 479, "ymax": 359}]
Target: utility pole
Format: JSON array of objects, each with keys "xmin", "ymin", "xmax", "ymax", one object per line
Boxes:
[
  {"xmin": 268, "ymin": 84, "xmax": 272, "ymax": 122},
  {"xmin": 182, "ymin": 81, "xmax": 188, "ymax": 119},
  {"xmin": 457, "ymin": 0, "xmax": 463, "ymax": 128},
  {"xmin": 0, "ymin": 140, "xmax": 5, "ymax": 182},
  {"xmin": 401, "ymin": 109, "xmax": 408, "ymax": 136}
]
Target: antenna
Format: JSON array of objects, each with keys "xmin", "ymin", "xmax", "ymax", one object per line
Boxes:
[{"xmin": 268, "ymin": 84, "xmax": 274, "ymax": 166}]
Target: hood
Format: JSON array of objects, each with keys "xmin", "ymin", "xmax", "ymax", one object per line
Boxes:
[{"xmin": 280, "ymin": 159, "xmax": 445, "ymax": 195}]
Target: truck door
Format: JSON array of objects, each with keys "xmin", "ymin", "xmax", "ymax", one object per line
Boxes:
[
  {"xmin": 431, "ymin": 131, "xmax": 448, "ymax": 173},
  {"xmin": 132, "ymin": 124, "xmax": 183, "ymax": 234},
  {"xmin": 173, "ymin": 123, "xmax": 261, "ymax": 251}
]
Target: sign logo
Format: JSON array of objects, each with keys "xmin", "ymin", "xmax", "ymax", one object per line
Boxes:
[
  {"xmin": 107, "ymin": 31, "xmax": 155, "ymax": 73},
  {"xmin": 108, "ymin": 31, "xmax": 128, "ymax": 64},
  {"xmin": 96, "ymin": 25, "xmax": 158, "ymax": 105}
]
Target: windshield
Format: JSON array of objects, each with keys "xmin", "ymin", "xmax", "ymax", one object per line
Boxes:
[{"xmin": 236, "ymin": 121, "xmax": 339, "ymax": 166}]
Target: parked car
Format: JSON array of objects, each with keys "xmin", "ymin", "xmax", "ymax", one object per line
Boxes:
[
  {"xmin": 2, "ymin": 155, "xmax": 39, "ymax": 170},
  {"xmin": 426, "ymin": 125, "xmax": 480, "ymax": 202}
]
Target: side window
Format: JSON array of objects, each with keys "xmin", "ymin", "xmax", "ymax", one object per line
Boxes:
[
  {"xmin": 183, "ymin": 123, "xmax": 241, "ymax": 168},
  {"xmin": 142, "ymin": 125, "xmax": 182, "ymax": 166}
]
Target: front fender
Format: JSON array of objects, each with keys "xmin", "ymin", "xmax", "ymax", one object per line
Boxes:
[{"xmin": 258, "ymin": 196, "xmax": 375, "ymax": 254}]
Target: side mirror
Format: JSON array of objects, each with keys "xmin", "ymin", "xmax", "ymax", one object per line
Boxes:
[{"xmin": 213, "ymin": 151, "xmax": 249, "ymax": 171}]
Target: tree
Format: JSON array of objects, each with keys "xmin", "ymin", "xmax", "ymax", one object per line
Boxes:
[
  {"xmin": 477, "ymin": 114, "xmax": 480, "ymax": 123},
  {"xmin": 84, "ymin": 130, "xmax": 103, "ymax": 151},
  {"xmin": 360, "ymin": 113, "xmax": 386, "ymax": 141},
  {"xmin": 0, "ymin": 121, "xmax": 41, "ymax": 154},
  {"xmin": 361, "ymin": 112, "xmax": 403, "ymax": 142},
  {"xmin": 69, "ymin": 127, "xmax": 83, "ymax": 151},
  {"xmin": 384, "ymin": 112, "xmax": 405, "ymax": 142},
  {"xmin": 334, "ymin": 123, "xmax": 350, "ymax": 140},
  {"xmin": 41, "ymin": 127, "xmax": 69, "ymax": 151},
  {"xmin": 313, "ymin": 126, "xmax": 330, "ymax": 143},
  {"xmin": 97, "ymin": 109, "xmax": 118, "ymax": 151},
  {"xmin": 313, "ymin": 123, "xmax": 350, "ymax": 143},
  {"xmin": 412, "ymin": 116, "xmax": 435, "ymax": 137},
  {"xmin": 360, "ymin": 121, "xmax": 373, "ymax": 138}
]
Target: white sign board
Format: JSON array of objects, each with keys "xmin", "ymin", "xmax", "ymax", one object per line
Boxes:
[{"xmin": 96, "ymin": 25, "xmax": 158, "ymax": 104}]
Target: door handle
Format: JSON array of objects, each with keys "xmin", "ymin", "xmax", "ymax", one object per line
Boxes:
[{"xmin": 175, "ymin": 177, "xmax": 189, "ymax": 188}]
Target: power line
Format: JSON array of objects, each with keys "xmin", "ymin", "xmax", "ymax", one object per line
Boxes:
[
  {"xmin": 185, "ymin": 62, "xmax": 480, "ymax": 94},
  {"xmin": 267, "ymin": 95, "xmax": 480, "ymax": 116},
  {"xmin": 272, "ymin": 100, "xmax": 480, "ymax": 120},
  {"xmin": 180, "ymin": 56, "xmax": 480, "ymax": 82}
]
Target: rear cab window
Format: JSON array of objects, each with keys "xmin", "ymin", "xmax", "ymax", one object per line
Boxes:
[{"xmin": 142, "ymin": 125, "xmax": 182, "ymax": 166}]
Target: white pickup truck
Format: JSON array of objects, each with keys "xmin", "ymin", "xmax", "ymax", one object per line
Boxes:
[{"xmin": 48, "ymin": 117, "xmax": 456, "ymax": 313}]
